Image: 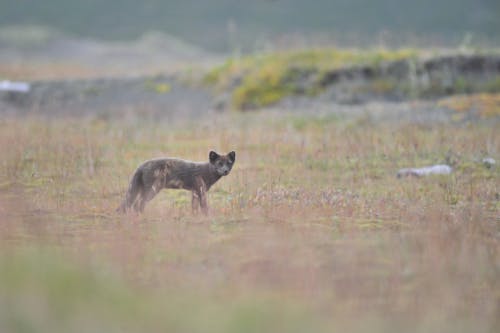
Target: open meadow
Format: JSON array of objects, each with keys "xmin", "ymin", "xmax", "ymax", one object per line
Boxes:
[
  {"xmin": 2, "ymin": 1, "xmax": 500, "ymax": 330},
  {"xmin": 0, "ymin": 104, "xmax": 498, "ymax": 332}
]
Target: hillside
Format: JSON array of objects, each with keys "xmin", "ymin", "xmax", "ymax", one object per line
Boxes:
[{"xmin": 2, "ymin": 50, "xmax": 499, "ymax": 122}]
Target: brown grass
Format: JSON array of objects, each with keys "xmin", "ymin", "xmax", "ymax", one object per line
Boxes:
[
  {"xmin": 0, "ymin": 62, "xmax": 103, "ymax": 81},
  {"xmin": 439, "ymin": 93, "xmax": 500, "ymax": 119},
  {"xmin": 0, "ymin": 111, "xmax": 498, "ymax": 333}
]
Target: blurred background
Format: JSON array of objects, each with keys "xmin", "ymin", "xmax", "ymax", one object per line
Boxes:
[{"xmin": 1, "ymin": 0, "xmax": 499, "ymax": 52}]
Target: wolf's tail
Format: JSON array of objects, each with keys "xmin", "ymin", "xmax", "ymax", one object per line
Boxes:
[{"xmin": 117, "ymin": 168, "xmax": 143, "ymax": 213}]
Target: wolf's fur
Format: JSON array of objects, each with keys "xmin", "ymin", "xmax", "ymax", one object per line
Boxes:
[{"xmin": 117, "ymin": 151, "xmax": 235, "ymax": 214}]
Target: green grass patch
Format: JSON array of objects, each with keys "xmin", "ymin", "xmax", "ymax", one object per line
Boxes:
[
  {"xmin": 205, "ymin": 48, "xmax": 418, "ymax": 110},
  {"xmin": 0, "ymin": 249, "xmax": 332, "ymax": 333}
]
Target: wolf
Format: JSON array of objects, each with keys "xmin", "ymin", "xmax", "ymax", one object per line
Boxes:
[{"xmin": 117, "ymin": 151, "xmax": 235, "ymax": 214}]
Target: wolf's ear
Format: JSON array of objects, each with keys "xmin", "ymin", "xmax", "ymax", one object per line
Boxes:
[
  {"xmin": 209, "ymin": 151, "xmax": 220, "ymax": 163},
  {"xmin": 228, "ymin": 151, "xmax": 236, "ymax": 162}
]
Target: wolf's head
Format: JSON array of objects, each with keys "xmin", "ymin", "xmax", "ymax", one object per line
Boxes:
[{"xmin": 209, "ymin": 151, "xmax": 236, "ymax": 176}]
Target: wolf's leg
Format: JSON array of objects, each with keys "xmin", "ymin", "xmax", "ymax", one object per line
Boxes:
[
  {"xmin": 138, "ymin": 190, "xmax": 151, "ymax": 212},
  {"xmin": 132, "ymin": 192, "xmax": 143, "ymax": 212},
  {"xmin": 117, "ymin": 183, "xmax": 140, "ymax": 213},
  {"xmin": 118, "ymin": 168, "xmax": 144, "ymax": 213},
  {"xmin": 126, "ymin": 187, "xmax": 139, "ymax": 209},
  {"xmin": 193, "ymin": 177, "xmax": 208, "ymax": 215},
  {"xmin": 138, "ymin": 183, "xmax": 162, "ymax": 212},
  {"xmin": 138, "ymin": 198, "xmax": 147, "ymax": 213},
  {"xmin": 199, "ymin": 190, "xmax": 208, "ymax": 215},
  {"xmin": 191, "ymin": 192, "xmax": 201, "ymax": 213}
]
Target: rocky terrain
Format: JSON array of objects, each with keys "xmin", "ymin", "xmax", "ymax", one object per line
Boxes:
[{"xmin": 0, "ymin": 74, "xmax": 213, "ymax": 119}]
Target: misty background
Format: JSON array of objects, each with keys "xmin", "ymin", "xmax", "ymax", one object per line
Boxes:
[{"xmin": 1, "ymin": 0, "xmax": 499, "ymax": 52}]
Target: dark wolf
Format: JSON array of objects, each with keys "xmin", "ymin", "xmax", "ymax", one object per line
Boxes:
[{"xmin": 117, "ymin": 151, "xmax": 235, "ymax": 214}]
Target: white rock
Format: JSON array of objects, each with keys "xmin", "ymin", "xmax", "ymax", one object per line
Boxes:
[
  {"xmin": 397, "ymin": 164, "xmax": 452, "ymax": 178},
  {"xmin": 482, "ymin": 157, "xmax": 496, "ymax": 169},
  {"xmin": 0, "ymin": 80, "xmax": 30, "ymax": 93}
]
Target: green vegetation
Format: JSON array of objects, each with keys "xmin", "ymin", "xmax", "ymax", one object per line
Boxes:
[
  {"xmin": 205, "ymin": 49, "xmax": 500, "ymax": 110},
  {"xmin": 0, "ymin": 250, "xmax": 327, "ymax": 333},
  {"xmin": 206, "ymin": 48, "xmax": 418, "ymax": 109},
  {"xmin": 144, "ymin": 79, "xmax": 171, "ymax": 94},
  {"xmin": 484, "ymin": 77, "xmax": 500, "ymax": 93}
]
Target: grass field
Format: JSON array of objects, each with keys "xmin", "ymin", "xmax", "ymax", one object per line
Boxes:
[{"xmin": 0, "ymin": 108, "xmax": 498, "ymax": 332}]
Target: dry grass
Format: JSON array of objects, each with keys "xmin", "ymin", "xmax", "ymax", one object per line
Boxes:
[
  {"xmin": 0, "ymin": 111, "xmax": 498, "ymax": 333},
  {"xmin": 439, "ymin": 93, "xmax": 500, "ymax": 119},
  {"xmin": 0, "ymin": 63, "xmax": 103, "ymax": 81}
]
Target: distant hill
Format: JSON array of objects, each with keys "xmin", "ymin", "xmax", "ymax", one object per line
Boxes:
[{"xmin": 0, "ymin": 0, "xmax": 499, "ymax": 51}]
